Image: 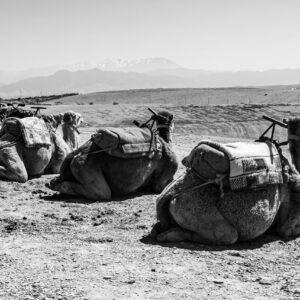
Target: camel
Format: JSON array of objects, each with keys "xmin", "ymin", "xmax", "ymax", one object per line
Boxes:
[
  {"xmin": 0, "ymin": 111, "xmax": 81, "ymax": 182},
  {"xmin": 48, "ymin": 110, "xmax": 179, "ymax": 201},
  {"xmin": 152, "ymin": 116, "xmax": 300, "ymax": 245}
]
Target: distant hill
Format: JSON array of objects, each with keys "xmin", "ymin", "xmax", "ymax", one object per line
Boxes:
[
  {"xmin": 0, "ymin": 69, "xmax": 189, "ymax": 97},
  {"xmin": 0, "ymin": 57, "xmax": 180, "ymax": 85},
  {"xmin": 2, "ymin": 57, "xmax": 300, "ymax": 97}
]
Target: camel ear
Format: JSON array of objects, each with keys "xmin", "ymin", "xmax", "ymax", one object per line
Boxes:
[
  {"xmin": 169, "ymin": 114, "xmax": 174, "ymax": 121},
  {"xmin": 76, "ymin": 113, "xmax": 82, "ymax": 127},
  {"xmin": 182, "ymin": 155, "xmax": 190, "ymax": 167}
]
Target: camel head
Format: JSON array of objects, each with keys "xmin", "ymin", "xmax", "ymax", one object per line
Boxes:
[
  {"xmin": 154, "ymin": 111, "xmax": 174, "ymax": 143},
  {"xmin": 62, "ymin": 111, "xmax": 82, "ymax": 150}
]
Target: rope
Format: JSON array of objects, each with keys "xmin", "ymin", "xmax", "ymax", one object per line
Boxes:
[
  {"xmin": 76, "ymin": 143, "xmax": 114, "ymax": 157},
  {"xmin": 172, "ymin": 173, "xmax": 226, "ymax": 198}
]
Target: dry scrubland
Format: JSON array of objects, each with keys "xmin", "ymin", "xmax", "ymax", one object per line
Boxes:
[
  {"xmin": 52, "ymin": 85, "xmax": 300, "ymax": 106},
  {"xmin": 1, "ymin": 88, "xmax": 300, "ymax": 299}
]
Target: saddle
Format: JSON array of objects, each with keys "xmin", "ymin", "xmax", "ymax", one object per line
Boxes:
[
  {"xmin": 183, "ymin": 140, "xmax": 283, "ymax": 191},
  {"xmin": 1, "ymin": 117, "xmax": 51, "ymax": 148},
  {"xmin": 92, "ymin": 126, "xmax": 162, "ymax": 159}
]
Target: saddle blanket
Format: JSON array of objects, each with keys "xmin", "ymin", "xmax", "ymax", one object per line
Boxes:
[
  {"xmin": 192, "ymin": 140, "xmax": 283, "ymax": 191},
  {"xmin": 92, "ymin": 126, "xmax": 161, "ymax": 159},
  {"xmin": 18, "ymin": 117, "xmax": 51, "ymax": 148}
]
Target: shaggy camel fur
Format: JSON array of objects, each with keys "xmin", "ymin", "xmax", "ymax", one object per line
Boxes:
[
  {"xmin": 49, "ymin": 111, "xmax": 179, "ymax": 201},
  {"xmin": 152, "ymin": 118, "xmax": 300, "ymax": 245},
  {"xmin": 0, "ymin": 111, "xmax": 81, "ymax": 182}
]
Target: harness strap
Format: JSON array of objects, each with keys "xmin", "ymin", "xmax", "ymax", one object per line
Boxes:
[
  {"xmin": 172, "ymin": 172, "xmax": 226, "ymax": 198},
  {"xmin": 77, "ymin": 143, "xmax": 114, "ymax": 157}
]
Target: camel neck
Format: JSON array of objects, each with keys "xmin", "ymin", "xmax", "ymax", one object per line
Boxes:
[
  {"xmin": 62, "ymin": 124, "xmax": 78, "ymax": 150},
  {"xmin": 158, "ymin": 128, "xmax": 172, "ymax": 144}
]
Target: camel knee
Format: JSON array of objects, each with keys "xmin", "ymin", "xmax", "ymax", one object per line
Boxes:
[
  {"xmin": 277, "ymin": 211, "xmax": 300, "ymax": 238},
  {"xmin": 190, "ymin": 222, "xmax": 238, "ymax": 245},
  {"xmin": 90, "ymin": 186, "xmax": 111, "ymax": 201},
  {"xmin": 213, "ymin": 227, "xmax": 238, "ymax": 245},
  {"xmin": 209, "ymin": 220, "xmax": 238, "ymax": 245},
  {"xmin": 0, "ymin": 165, "xmax": 28, "ymax": 183},
  {"xmin": 191, "ymin": 228, "xmax": 238, "ymax": 245},
  {"xmin": 17, "ymin": 174, "xmax": 28, "ymax": 183}
]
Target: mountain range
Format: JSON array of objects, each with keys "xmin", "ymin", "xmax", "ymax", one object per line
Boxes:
[{"xmin": 1, "ymin": 58, "xmax": 300, "ymax": 98}]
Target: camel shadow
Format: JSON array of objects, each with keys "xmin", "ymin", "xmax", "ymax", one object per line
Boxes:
[
  {"xmin": 140, "ymin": 231, "xmax": 292, "ymax": 252},
  {"xmin": 42, "ymin": 190, "xmax": 156, "ymax": 204}
]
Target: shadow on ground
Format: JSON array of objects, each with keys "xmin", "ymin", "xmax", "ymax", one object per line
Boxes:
[
  {"xmin": 42, "ymin": 190, "xmax": 156, "ymax": 204},
  {"xmin": 140, "ymin": 231, "xmax": 292, "ymax": 252}
]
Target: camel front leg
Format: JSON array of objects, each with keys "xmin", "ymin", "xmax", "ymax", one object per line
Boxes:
[
  {"xmin": 156, "ymin": 222, "xmax": 238, "ymax": 245},
  {"xmin": 52, "ymin": 178, "xmax": 112, "ymax": 201},
  {"xmin": 51, "ymin": 154, "xmax": 112, "ymax": 201},
  {"xmin": 277, "ymin": 202, "xmax": 300, "ymax": 237},
  {"xmin": 157, "ymin": 197, "xmax": 238, "ymax": 245}
]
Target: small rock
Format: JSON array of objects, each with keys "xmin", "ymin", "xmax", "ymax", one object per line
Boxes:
[
  {"xmin": 126, "ymin": 280, "xmax": 135, "ymax": 284},
  {"xmin": 208, "ymin": 277, "xmax": 224, "ymax": 284},
  {"xmin": 213, "ymin": 279, "xmax": 224, "ymax": 284},
  {"xmin": 227, "ymin": 251, "xmax": 244, "ymax": 257},
  {"xmin": 256, "ymin": 276, "xmax": 273, "ymax": 285}
]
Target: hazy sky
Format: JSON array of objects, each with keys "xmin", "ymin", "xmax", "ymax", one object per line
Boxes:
[{"xmin": 1, "ymin": 0, "xmax": 300, "ymax": 71}]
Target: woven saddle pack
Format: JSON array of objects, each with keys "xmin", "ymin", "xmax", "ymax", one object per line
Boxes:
[
  {"xmin": 1, "ymin": 117, "xmax": 51, "ymax": 148},
  {"xmin": 183, "ymin": 140, "xmax": 283, "ymax": 191},
  {"xmin": 92, "ymin": 126, "xmax": 162, "ymax": 159}
]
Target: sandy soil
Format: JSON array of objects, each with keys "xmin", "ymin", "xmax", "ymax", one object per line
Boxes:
[{"xmin": 0, "ymin": 103, "xmax": 300, "ymax": 300}]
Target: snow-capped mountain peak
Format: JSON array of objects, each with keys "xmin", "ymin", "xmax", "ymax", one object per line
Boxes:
[{"xmin": 95, "ymin": 57, "xmax": 181, "ymax": 72}]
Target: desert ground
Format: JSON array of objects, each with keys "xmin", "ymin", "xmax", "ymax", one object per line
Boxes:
[{"xmin": 1, "ymin": 96, "xmax": 300, "ymax": 299}]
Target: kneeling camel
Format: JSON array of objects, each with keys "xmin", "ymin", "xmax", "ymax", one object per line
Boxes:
[
  {"xmin": 0, "ymin": 111, "xmax": 81, "ymax": 182},
  {"xmin": 49, "ymin": 110, "xmax": 178, "ymax": 201},
  {"xmin": 153, "ymin": 116, "xmax": 300, "ymax": 245}
]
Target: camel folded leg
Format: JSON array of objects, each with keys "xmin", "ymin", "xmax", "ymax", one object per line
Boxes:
[
  {"xmin": 156, "ymin": 226, "xmax": 193, "ymax": 242},
  {"xmin": 158, "ymin": 197, "xmax": 238, "ymax": 245},
  {"xmin": 0, "ymin": 147, "xmax": 28, "ymax": 182},
  {"xmin": 0, "ymin": 165, "xmax": 28, "ymax": 182},
  {"xmin": 53, "ymin": 154, "xmax": 112, "ymax": 201},
  {"xmin": 277, "ymin": 202, "xmax": 300, "ymax": 237},
  {"xmin": 157, "ymin": 223, "xmax": 238, "ymax": 245}
]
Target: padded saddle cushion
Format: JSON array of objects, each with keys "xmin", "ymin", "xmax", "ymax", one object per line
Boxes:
[
  {"xmin": 1, "ymin": 117, "xmax": 51, "ymax": 148},
  {"xmin": 183, "ymin": 140, "xmax": 283, "ymax": 191},
  {"xmin": 92, "ymin": 126, "xmax": 161, "ymax": 159}
]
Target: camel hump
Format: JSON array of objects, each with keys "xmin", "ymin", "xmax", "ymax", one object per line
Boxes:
[
  {"xmin": 2, "ymin": 117, "xmax": 51, "ymax": 148},
  {"xmin": 92, "ymin": 126, "xmax": 161, "ymax": 159},
  {"xmin": 183, "ymin": 140, "xmax": 283, "ymax": 191}
]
